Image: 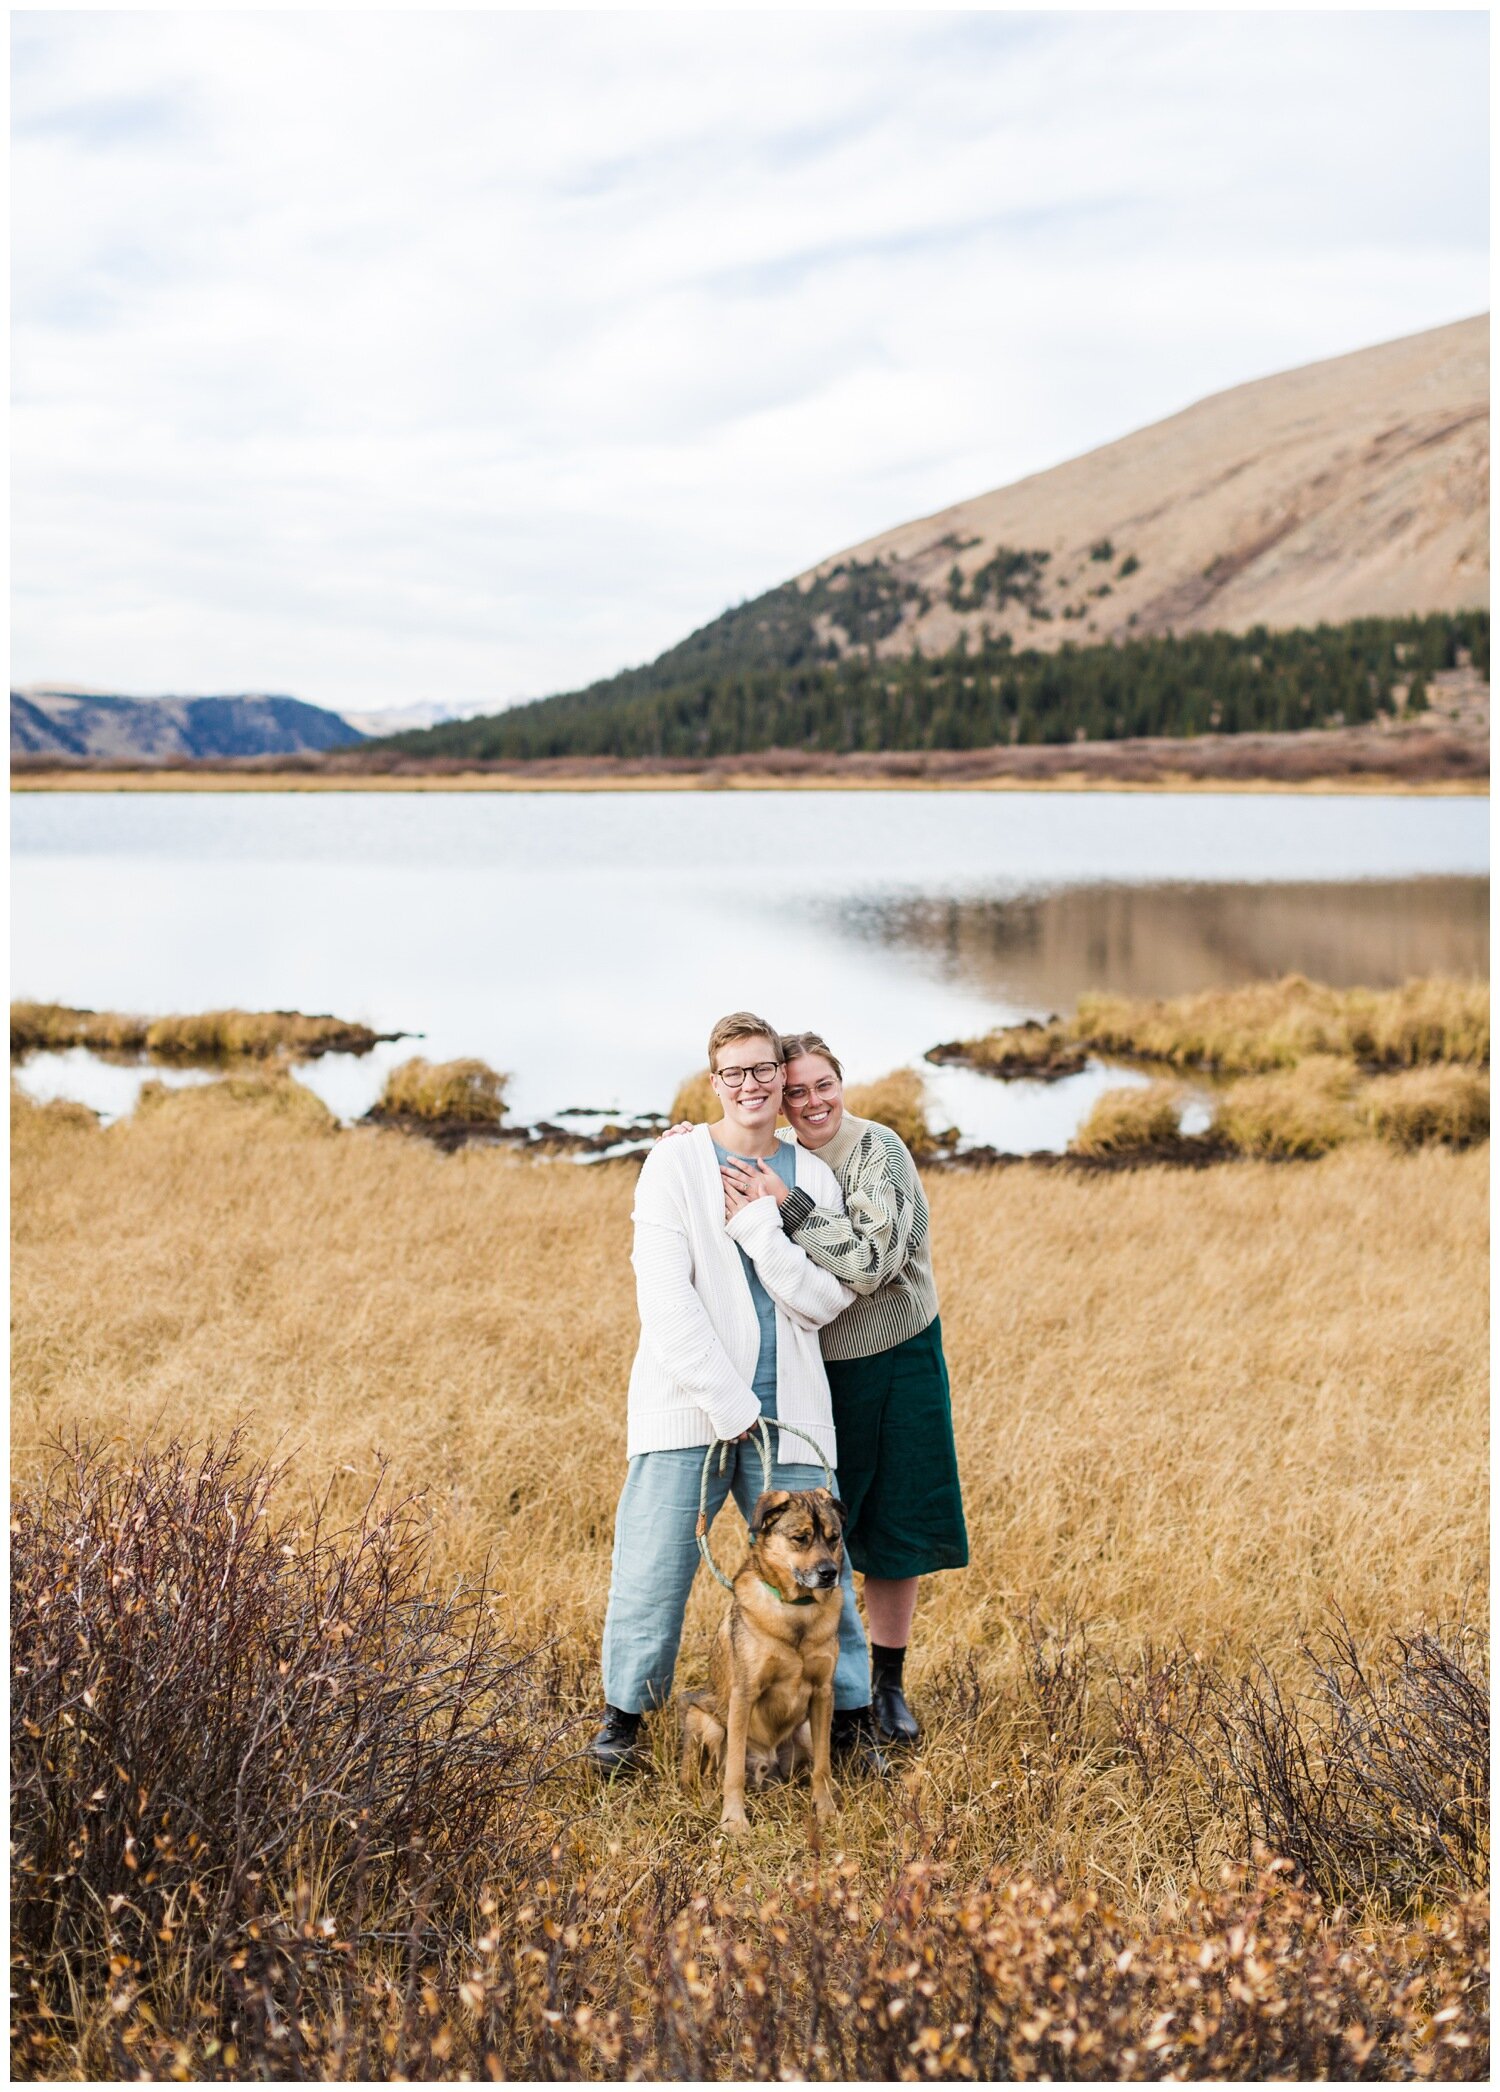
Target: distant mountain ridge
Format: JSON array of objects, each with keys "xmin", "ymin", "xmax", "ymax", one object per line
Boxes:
[
  {"xmin": 381, "ymin": 314, "xmax": 1488, "ymax": 762},
  {"xmin": 11, "ymin": 687, "xmax": 366, "ymax": 761}
]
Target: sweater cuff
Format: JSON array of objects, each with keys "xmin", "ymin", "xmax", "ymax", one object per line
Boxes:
[
  {"xmin": 780, "ymin": 1187, "xmax": 815, "ymax": 1235},
  {"xmin": 725, "ymin": 1197, "xmax": 780, "ymax": 1245}
]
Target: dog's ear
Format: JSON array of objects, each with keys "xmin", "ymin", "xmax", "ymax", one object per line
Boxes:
[
  {"xmin": 750, "ymin": 1489, "xmax": 792, "ymax": 1538},
  {"xmin": 814, "ymin": 1490, "xmax": 851, "ymax": 1535}
]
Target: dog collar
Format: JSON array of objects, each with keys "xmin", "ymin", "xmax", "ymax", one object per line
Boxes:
[{"xmin": 758, "ymin": 1578, "xmax": 817, "ymax": 1606}]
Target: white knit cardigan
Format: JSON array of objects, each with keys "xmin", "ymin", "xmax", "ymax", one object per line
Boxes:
[{"xmin": 626, "ymin": 1123, "xmax": 855, "ymax": 1463}]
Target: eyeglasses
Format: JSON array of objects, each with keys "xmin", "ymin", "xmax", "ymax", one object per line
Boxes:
[
  {"xmin": 785, "ymin": 1077, "xmax": 839, "ymax": 1105},
  {"xmin": 713, "ymin": 1061, "xmax": 781, "ymax": 1088}
]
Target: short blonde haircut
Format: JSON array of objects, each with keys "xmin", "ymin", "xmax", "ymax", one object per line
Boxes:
[
  {"xmin": 706, "ymin": 1011, "xmax": 782, "ymax": 1071},
  {"xmin": 779, "ymin": 1030, "xmax": 844, "ymax": 1080}
]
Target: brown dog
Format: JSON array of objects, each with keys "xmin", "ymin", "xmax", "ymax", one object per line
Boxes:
[{"xmin": 680, "ymin": 1486, "xmax": 849, "ymax": 1835}]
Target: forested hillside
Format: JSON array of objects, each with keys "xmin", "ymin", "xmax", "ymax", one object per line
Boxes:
[{"xmin": 382, "ymin": 613, "xmax": 1487, "ymax": 763}]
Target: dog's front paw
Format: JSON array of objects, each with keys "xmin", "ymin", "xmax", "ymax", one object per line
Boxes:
[
  {"xmin": 718, "ymin": 1804, "xmax": 750, "ymax": 1838},
  {"xmin": 811, "ymin": 1783, "xmax": 838, "ymax": 1821}
]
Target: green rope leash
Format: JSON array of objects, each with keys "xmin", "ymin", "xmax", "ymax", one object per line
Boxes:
[{"xmin": 695, "ymin": 1416, "xmax": 835, "ymax": 1594}]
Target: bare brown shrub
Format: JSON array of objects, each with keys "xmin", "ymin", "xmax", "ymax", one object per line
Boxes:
[
  {"xmin": 10, "ymin": 1440, "xmax": 1490, "ymax": 2085},
  {"xmin": 1205, "ymin": 1615, "xmax": 1488, "ymax": 1909},
  {"xmin": 11, "ymin": 1434, "xmax": 578, "ymax": 2082}
]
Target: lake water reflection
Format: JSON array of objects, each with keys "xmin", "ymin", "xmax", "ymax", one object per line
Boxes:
[{"xmin": 11, "ymin": 790, "xmax": 1488, "ymax": 1150}]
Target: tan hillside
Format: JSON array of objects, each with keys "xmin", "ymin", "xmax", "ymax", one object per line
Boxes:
[{"xmin": 807, "ymin": 315, "xmax": 1488, "ymax": 654}]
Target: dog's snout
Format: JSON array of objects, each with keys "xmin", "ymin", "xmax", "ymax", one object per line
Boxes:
[{"xmin": 814, "ymin": 1561, "xmax": 839, "ymax": 1587}]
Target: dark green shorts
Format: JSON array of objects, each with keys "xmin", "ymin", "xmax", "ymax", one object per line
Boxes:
[{"xmin": 826, "ymin": 1315, "xmax": 969, "ymax": 1580}]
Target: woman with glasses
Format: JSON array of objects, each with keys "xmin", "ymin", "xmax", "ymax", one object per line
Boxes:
[
  {"xmin": 717, "ymin": 1030, "xmax": 968, "ymax": 1749},
  {"xmin": 588, "ymin": 1011, "xmax": 885, "ymax": 1779}
]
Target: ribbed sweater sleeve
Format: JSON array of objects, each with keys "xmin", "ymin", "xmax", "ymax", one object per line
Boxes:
[
  {"xmin": 631, "ymin": 1171, "xmax": 761, "ymax": 1442},
  {"xmin": 726, "ymin": 1197, "xmax": 857, "ymax": 1330},
  {"xmin": 789, "ymin": 1132, "xmax": 918, "ymax": 1295}
]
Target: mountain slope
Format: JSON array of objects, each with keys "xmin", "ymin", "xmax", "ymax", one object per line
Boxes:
[
  {"xmin": 381, "ymin": 314, "xmax": 1488, "ymax": 764},
  {"xmin": 11, "ymin": 688, "xmax": 366, "ymax": 761},
  {"xmin": 817, "ymin": 313, "xmax": 1488, "ymax": 656}
]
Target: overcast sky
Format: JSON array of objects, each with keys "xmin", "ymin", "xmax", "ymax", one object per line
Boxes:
[{"xmin": 12, "ymin": 10, "xmax": 1489, "ymax": 718}]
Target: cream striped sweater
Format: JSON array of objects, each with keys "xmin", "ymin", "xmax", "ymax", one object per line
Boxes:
[{"xmin": 778, "ymin": 1113, "xmax": 940, "ymax": 1362}]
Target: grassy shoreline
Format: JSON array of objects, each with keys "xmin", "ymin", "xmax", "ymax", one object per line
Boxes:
[{"xmin": 10, "ymin": 765, "xmax": 1488, "ymax": 795}]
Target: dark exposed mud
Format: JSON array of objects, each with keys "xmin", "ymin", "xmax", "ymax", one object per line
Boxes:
[
  {"xmin": 361, "ymin": 1110, "xmax": 665, "ymax": 1157},
  {"xmin": 929, "ymin": 1135, "xmax": 1237, "ymax": 1173}
]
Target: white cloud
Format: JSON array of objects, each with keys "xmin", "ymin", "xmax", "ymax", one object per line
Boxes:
[{"xmin": 11, "ymin": 9, "xmax": 1488, "ymax": 714}]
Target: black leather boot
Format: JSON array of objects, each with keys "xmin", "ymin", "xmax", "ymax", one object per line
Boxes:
[
  {"xmin": 586, "ymin": 1705, "xmax": 649, "ymax": 1776},
  {"xmin": 829, "ymin": 1705, "xmax": 892, "ymax": 1778},
  {"xmin": 871, "ymin": 1644, "xmax": 921, "ymax": 1747}
]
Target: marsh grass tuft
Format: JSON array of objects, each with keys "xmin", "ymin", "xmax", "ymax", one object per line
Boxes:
[
  {"xmin": 1072, "ymin": 974, "xmax": 1489, "ymax": 1074},
  {"xmin": 11, "ymin": 1001, "xmax": 151, "ymax": 1054},
  {"xmin": 132, "ymin": 1068, "xmax": 340, "ymax": 1134},
  {"xmin": 374, "ymin": 1055, "xmax": 509, "ymax": 1123},
  {"xmin": 10, "ymin": 1001, "xmax": 387, "ymax": 1061},
  {"xmin": 1069, "ymin": 1081, "xmax": 1184, "ymax": 1158},
  {"xmin": 927, "ymin": 1017, "xmax": 1087, "ymax": 1080},
  {"xmin": 668, "ymin": 1068, "xmax": 719, "ymax": 1124},
  {"xmin": 143, "ymin": 1009, "xmax": 385, "ymax": 1060},
  {"xmin": 1211, "ymin": 1055, "xmax": 1361, "ymax": 1159},
  {"xmin": 1361, "ymin": 1064, "xmax": 1490, "ymax": 1150},
  {"xmin": 844, "ymin": 1066, "xmax": 956, "ymax": 1158}
]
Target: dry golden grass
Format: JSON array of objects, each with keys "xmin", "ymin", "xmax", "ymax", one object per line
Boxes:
[
  {"xmin": 11, "ymin": 1001, "xmax": 150, "ymax": 1054},
  {"xmin": 136, "ymin": 1069, "xmax": 339, "ymax": 1135},
  {"xmin": 843, "ymin": 1065, "xmax": 944, "ymax": 1156},
  {"xmin": 1062, "ymin": 1060, "xmax": 1490, "ymax": 1164},
  {"xmin": 7, "ymin": 1081, "xmax": 99, "ymax": 1131},
  {"xmin": 1211, "ymin": 1055, "xmax": 1362, "ymax": 1160},
  {"xmin": 11, "ymin": 1084, "xmax": 1487, "ymax": 1926},
  {"xmin": 1072, "ymin": 974, "xmax": 1489, "ymax": 1073},
  {"xmin": 10, "ymin": 1000, "xmax": 382, "ymax": 1060},
  {"xmin": 142, "ymin": 1009, "xmax": 379, "ymax": 1059},
  {"xmin": 1069, "ymin": 1081, "xmax": 1183, "ymax": 1158},
  {"xmin": 1362, "ymin": 1064, "xmax": 1491, "ymax": 1150},
  {"xmin": 932, "ymin": 1018, "xmax": 1085, "ymax": 1077},
  {"xmin": 375, "ymin": 1055, "xmax": 508, "ymax": 1123},
  {"xmin": 668, "ymin": 1068, "xmax": 719, "ymax": 1123}
]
